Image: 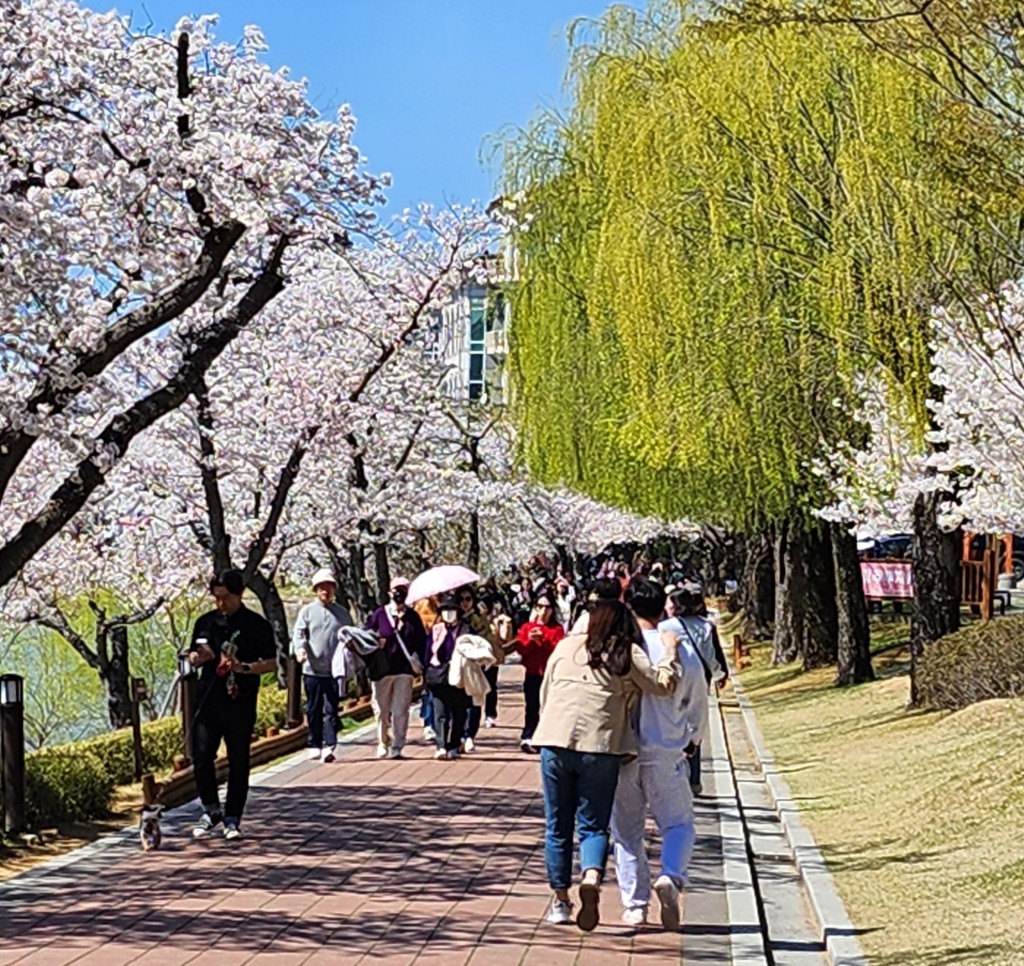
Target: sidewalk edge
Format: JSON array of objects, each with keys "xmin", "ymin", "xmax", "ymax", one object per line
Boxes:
[
  {"xmin": 707, "ymin": 694, "xmax": 769, "ymax": 966},
  {"xmin": 730, "ymin": 676, "xmax": 869, "ymax": 966}
]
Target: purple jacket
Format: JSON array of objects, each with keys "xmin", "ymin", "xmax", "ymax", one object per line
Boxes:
[{"xmin": 365, "ymin": 605, "xmax": 427, "ymax": 677}]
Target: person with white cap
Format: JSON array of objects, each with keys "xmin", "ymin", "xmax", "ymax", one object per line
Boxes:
[
  {"xmin": 364, "ymin": 576, "xmax": 427, "ymax": 759},
  {"xmin": 292, "ymin": 568, "xmax": 353, "ymax": 762}
]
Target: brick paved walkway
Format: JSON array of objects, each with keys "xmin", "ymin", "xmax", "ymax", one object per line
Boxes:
[{"xmin": 0, "ymin": 666, "xmax": 748, "ymax": 965}]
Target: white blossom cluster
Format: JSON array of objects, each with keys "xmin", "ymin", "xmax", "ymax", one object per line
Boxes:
[{"xmin": 817, "ymin": 278, "xmax": 1024, "ymax": 536}]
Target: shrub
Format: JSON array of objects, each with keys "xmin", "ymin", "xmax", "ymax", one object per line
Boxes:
[
  {"xmin": 917, "ymin": 616, "xmax": 1024, "ymax": 710},
  {"xmin": 73, "ymin": 717, "xmax": 187, "ymax": 785},
  {"xmin": 255, "ymin": 686, "xmax": 289, "ymax": 735},
  {"xmin": 25, "ymin": 749, "xmax": 115, "ymax": 825}
]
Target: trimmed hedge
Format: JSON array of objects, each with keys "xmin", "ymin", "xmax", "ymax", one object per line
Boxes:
[
  {"xmin": 25, "ymin": 749, "xmax": 116, "ymax": 825},
  {"xmin": 75, "ymin": 717, "xmax": 184, "ymax": 786},
  {"xmin": 917, "ymin": 616, "xmax": 1024, "ymax": 710},
  {"xmin": 7, "ymin": 684, "xmax": 292, "ymax": 827}
]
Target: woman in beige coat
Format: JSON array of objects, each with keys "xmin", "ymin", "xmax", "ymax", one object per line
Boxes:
[{"xmin": 531, "ymin": 598, "xmax": 677, "ymax": 932}]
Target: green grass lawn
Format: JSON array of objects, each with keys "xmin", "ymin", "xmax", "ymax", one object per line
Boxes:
[{"xmin": 735, "ymin": 620, "xmax": 1024, "ymax": 965}]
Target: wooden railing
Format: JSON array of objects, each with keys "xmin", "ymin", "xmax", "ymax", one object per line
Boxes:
[{"xmin": 962, "ymin": 549, "xmax": 998, "ymax": 620}]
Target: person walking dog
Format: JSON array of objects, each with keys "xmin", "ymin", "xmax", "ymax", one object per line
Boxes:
[{"xmin": 189, "ymin": 569, "xmax": 277, "ymax": 841}]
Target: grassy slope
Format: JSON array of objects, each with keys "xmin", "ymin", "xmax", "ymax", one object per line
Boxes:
[{"xmin": 737, "ymin": 623, "xmax": 1024, "ymax": 965}]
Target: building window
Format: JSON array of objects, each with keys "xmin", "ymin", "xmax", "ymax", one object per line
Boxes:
[{"xmin": 468, "ymin": 295, "xmax": 486, "ymax": 401}]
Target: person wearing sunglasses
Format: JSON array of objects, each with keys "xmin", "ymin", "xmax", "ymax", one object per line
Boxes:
[{"xmin": 514, "ymin": 591, "xmax": 566, "ymax": 753}]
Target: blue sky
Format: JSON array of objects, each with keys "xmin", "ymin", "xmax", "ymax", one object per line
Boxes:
[{"xmin": 112, "ymin": 0, "xmax": 627, "ymax": 211}]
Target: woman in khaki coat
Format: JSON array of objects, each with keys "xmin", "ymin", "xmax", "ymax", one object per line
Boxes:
[{"xmin": 531, "ymin": 598, "xmax": 678, "ymax": 932}]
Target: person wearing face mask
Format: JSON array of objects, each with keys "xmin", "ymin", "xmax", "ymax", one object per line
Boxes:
[
  {"xmin": 424, "ymin": 593, "xmax": 472, "ymax": 759},
  {"xmin": 364, "ymin": 577, "xmax": 427, "ymax": 759}
]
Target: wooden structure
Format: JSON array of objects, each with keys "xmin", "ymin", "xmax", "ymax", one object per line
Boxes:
[{"xmin": 732, "ymin": 634, "xmax": 751, "ymax": 670}]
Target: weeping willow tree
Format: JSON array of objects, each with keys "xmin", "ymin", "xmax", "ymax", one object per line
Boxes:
[{"xmin": 503, "ymin": 2, "xmax": 1022, "ymax": 679}]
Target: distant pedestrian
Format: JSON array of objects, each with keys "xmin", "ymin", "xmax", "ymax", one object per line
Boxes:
[
  {"xmin": 292, "ymin": 568, "xmax": 353, "ymax": 763},
  {"xmin": 189, "ymin": 569, "xmax": 278, "ymax": 841},
  {"xmin": 531, "ymin": 599, "xmax": 678, "ymax": 931},
  {"xmin": 425, "ymin": 594, "xmax": 472, "ymax": 759},
  {"xmin": 457, "ymin": 586, "xmax": 495, "ymax": 752},
  {"xmin": 414, "ymin": 595, "xmax": 440, "ymax": 742},
  {"xmin": 365, "ymin": 577, "xmax": 426, "ymax": 759},
  {"xmin": 514, "ymin": 592, "xmax": 565, "ymax": 753},
  {"xmin": 485, "ymin": 598, "xmax": 517, "ymax": 727}
]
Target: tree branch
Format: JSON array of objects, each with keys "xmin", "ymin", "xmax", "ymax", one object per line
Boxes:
[{"xmin": 0, "ymin": 234, "xmax": 290, "ymax": 591}]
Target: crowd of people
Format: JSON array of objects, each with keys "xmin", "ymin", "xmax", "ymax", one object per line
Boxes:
[{"xmin": 183, "ymin": 549, "xmax": 728, "ymax": 934}]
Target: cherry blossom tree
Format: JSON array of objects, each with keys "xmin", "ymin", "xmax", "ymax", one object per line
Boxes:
[{"xmin": 0, "ymin": 1, "xmax": 381, "ymax": 591}]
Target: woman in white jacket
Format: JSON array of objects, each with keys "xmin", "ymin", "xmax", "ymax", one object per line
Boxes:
[{"xmin": 658, "ymin": 585, "xmax": 728, "ymax": 796}]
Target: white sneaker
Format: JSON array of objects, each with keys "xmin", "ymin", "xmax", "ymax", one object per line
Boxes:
[
  {"xmin": 191, "ymin": 812, "xmax": 222, "ymax": 840},
  {"xmin": 322, "ymin": 746, "xmax": 337, "ymax": 764},
  {"xmin": 463, "ymin": 737, "xmax": 476, "ymax": 753},
  {"xmin": 423, "ymin": 726, "xmax": 437, "ymax": 742},
  {"xmin": 433, "ymin": 748, "xmax": 447, "ymax": 760},
  {"xmin": 621, "ymin": 906, "xmax": 647, "ymax": 926},
  {"xmin": 389, "ymin": 746, "xmax": 403, "ymax": 760},
  {"xmin": 654, "ymin": 874, "xmax": 681, "ymax": 932},
  {"xmin": 376, "ymin": 744, "xmax": 389, "ymax": 759},
  {"xmin": 546, "ymin": 897, "xmax": 573, "ymax": 925},
  {"xmin": 223, "ymin": 822, "xmax": 243, "ymax": 842},
  {"xmin": 484, "ymin": 717, "xmax": 496, "ymax": 729},
  {"xmin": 307, "ymin": 748, "xmax": 321, "ymax": 761}
]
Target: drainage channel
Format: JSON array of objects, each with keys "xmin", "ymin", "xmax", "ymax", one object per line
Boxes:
[{"xmin": 717, "ymin": 695, "xmax": 830, "ymax": 966}]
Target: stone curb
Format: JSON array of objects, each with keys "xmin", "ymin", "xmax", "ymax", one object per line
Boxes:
[
  {"xmin": 706, "ymin": 693, "xmax": 770, "ymax": 966},
  {"xmin": 730, "ymin": 676, "xmax": 869, "ymax": 966}
]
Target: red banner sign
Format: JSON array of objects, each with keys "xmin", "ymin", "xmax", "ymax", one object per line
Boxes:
[{"xmin": 860, "ymin": 561, "xmax": 914, "ymax": 599}]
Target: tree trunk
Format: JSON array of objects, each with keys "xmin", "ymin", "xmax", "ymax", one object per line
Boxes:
[
  {"xmin": 346, "ymin": 539, "xmax": 375, "ymax": 621},
  {"xmin": 741, "ymin": 530, "xmax": 775, "ymax": 640},
  {"xmin": 831, "ymin": 522, "xmax": 874, "ymax": 686},
  {"xmin": 372, "ymin": 535, "xmax": 391, "ymax": 605},
  {"xmin": 248, "ymin": 571, "xmax": 290, "ymax": 688},
  {"xmin": 772, "ymin": 519, "xmax": 837, "ymax": 669},
  {"xmin": 910, "ymin": 490, "xmax": 961, "ymax": 705},
  {"xmin": 801, "ymin": 522, "xmax": 837, "ymax": 670},
  {"xmin": 772, "ymin": 520, "xmax": 804, "ymax": 665},
  {"xmin": 104, "ymin": 625, "xmax": 134, "ymax": 729},
  {"xmin": 467, "ymin": 510, "xmax": 481, "ymax": 572}
]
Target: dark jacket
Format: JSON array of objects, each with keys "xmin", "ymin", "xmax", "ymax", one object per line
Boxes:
[{"xmin": 365, "ymin": 605, "xmax": 427, "ymax": 677}]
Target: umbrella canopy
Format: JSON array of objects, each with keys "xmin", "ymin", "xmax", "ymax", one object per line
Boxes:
[{"xmin": 407, "ymin": 565, "xmax": 481, "ymax": 605}]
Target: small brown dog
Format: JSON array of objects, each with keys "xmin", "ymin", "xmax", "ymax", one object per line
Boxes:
[{"xmin": 139, "ymin": 805, "xmax": 163, "ymax": 851}]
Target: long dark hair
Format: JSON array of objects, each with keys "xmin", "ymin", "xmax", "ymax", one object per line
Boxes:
[{"xmin": 584, "ymin": 600, "xmax": 640, "ymax": 676}]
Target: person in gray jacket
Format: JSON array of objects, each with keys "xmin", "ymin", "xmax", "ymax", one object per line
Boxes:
[{"xmin": 292, "ymin": 568, "xmax": 352, "ymax": 762}]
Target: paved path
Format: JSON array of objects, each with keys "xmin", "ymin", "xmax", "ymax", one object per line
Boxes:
[{"xmin": 0, "ymin": 666, "xmax": 763, "ymax": 965}]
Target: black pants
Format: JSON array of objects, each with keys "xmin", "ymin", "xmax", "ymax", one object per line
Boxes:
[
  {"xmin": 430, "ymin": 683, "xmax": 469, "ymax": 752},
  {"xmin": 193, "ymin": 699, "xmax": 255, "ymax": 823},
  {"xmin": 522, "ymin": 672, "xmax": 543, "ymax": 741},
  {"xmin": 466, "ymin": 665, "xmax": 500, "ymax": 739},
  {"xmin": 304, "ymin": 674, "xmax": 340, "ymax": 749},
  {"xmin": 484, "ymin": 665, "xmax": 499, "ymax": 720}
]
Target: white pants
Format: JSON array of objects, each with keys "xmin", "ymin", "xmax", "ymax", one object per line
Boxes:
[
  {"xmin": 371, "ymin": 674, "xmax": 413, "ymax": 751},
  {"xmin": 611, "ymin": 754, "xmax": 696, "ymax": 909}
]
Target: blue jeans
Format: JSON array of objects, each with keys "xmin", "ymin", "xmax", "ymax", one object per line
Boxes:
[
  {"xmin": 420, "ymin": 689, "xmax": 435, "ymax": 729},
  {"xmin": 540, "ymin": 746, "xmax": 621, "ymax": 890}
]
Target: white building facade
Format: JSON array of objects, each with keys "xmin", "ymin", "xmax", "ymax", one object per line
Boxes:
[{"xmin": 429, "ymin": 253, "xmax": 510, "ymax": 405}]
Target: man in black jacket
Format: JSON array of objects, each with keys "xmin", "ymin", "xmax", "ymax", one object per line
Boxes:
[{"xmin": 188, "ymin": 569, "xmax": 277, "ymax": 841}]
